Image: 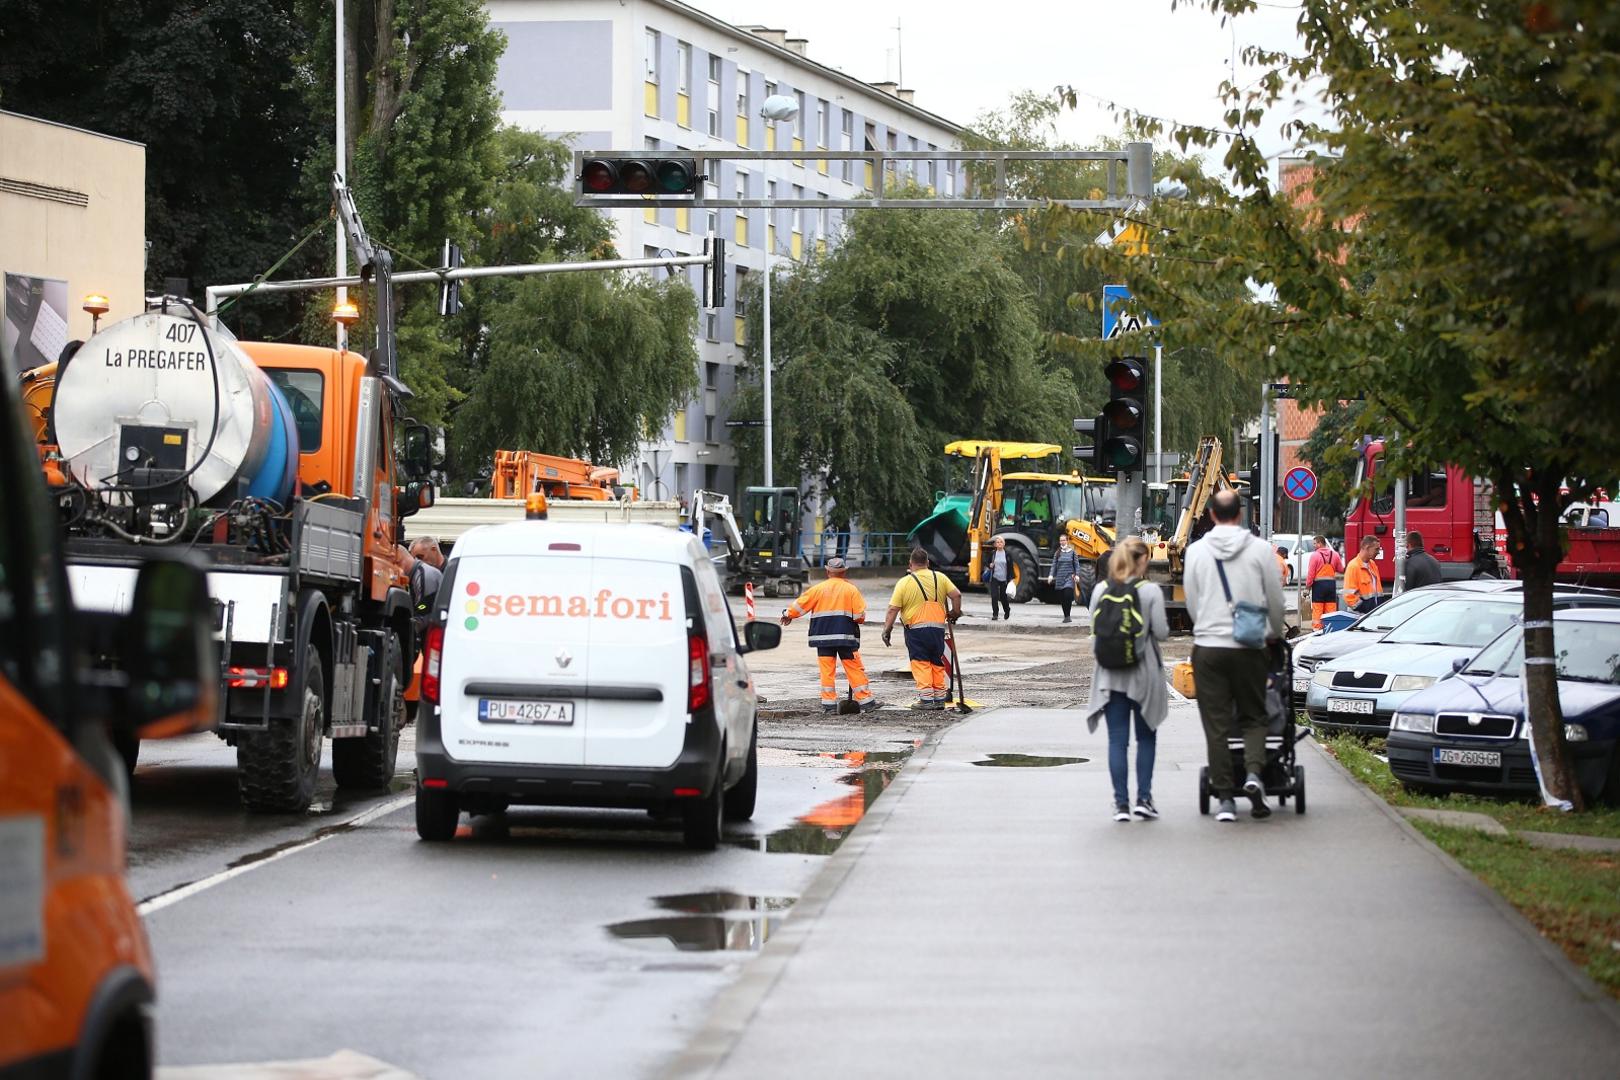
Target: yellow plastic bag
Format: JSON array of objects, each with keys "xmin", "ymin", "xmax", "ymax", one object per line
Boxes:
[{"xmin": 1171, "ymin": 661, "xmax": 1196, "ymax": 699}]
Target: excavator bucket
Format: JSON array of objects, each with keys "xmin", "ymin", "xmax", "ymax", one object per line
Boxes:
[{"xmin": 908, "ymin": 505, "xmax": 969, "ymax": 567}]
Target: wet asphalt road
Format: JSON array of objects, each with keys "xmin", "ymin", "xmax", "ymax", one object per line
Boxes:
[{"xmin": 130, "ymin": 721, "xmax": 927, "ymax": 1076}]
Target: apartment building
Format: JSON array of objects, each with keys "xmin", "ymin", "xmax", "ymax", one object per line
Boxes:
[{"xmin": 487, "ymin": 0, "xmax": 963, "ymax": 506}]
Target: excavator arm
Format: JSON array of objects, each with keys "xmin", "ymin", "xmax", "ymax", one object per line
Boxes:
[
  {"xmin": 1169, "ymin": 436, "xmax": 1231, "ymax": 571},
  {"xmin": 965, "ymin": 447, "xmax": 1004, "ymax": 584}
]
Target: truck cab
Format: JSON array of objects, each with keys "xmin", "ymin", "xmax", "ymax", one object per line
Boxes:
[
  {"xmin": 1344, "ymin": 441, "xmax": 1507, "ymax": 582},
  {"xmin": 2, "ymin": 342, "xmax": 215, "ymax": 1078}
]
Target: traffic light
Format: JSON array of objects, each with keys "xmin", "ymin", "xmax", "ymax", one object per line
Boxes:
[
  {"xmin": 1073, "ymin": 415, "xmax": 1107, "ymax": 471},
  {"xmin": 578, "ymin": 156, "xmax": 701, "ymax": 196},
  {"xmin": 1100, "ymin": 356, "xmax": 1147, "ymax": 472},
  {"xmin": 438, "ymin": 239, "xmax": 462, "ymax": 317}
]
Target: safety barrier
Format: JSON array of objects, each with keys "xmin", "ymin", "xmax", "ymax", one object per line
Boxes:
[{"xmin": 803, "ymin": 531, "xmax": 911, "ymax": 568}]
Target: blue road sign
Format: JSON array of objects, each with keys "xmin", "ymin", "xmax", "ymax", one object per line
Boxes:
[
  {"xmin": 1102, "ymin": 284, "xmax": 1160, "ymax": 340},
  {"xmin": 1284, "ymin": 466, "xmax": 1318, "ymax": 502}
]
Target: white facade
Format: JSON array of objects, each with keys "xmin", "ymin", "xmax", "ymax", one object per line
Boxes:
[{"xmin": 486, "ymin": 0, "xmax": 963, "ymax": 510}]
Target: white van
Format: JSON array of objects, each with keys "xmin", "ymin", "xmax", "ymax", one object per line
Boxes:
[{"xmin": 413, "ymin": 521, "xmax": 780, "ymax": 849}]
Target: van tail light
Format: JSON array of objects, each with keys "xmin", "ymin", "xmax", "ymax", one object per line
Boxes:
[
  {"xmin": 422, "ymin": 625, "xmax": 445, "ymax": 704},
  {"xmin": 688, "ymin": 632, "xmax": 711, "ymax": 713}
]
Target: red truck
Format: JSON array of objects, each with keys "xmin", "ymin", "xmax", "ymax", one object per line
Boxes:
[{"xmin": 1344, "ymin": 440, "xmax": 1620, "ymax": 587}]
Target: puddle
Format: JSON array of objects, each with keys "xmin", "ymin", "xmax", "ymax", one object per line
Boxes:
[
  {"xmin": 607, "ymin": 893, "xmax": 796, "ymax": 953},
  {"xmin": 607, "ymin": 914, "xmax": 785, "ymax": 952},
  {"xmin": 728, "ymin": 765, "xmax": 898, "ymax": 855},
  {"xmin": 970, "ymin": 754, "xmax": 1089, "ymax": 768}
]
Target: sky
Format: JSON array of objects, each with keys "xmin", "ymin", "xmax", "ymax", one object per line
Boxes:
[{"xmin": 699, "ymin": 0, "xmax": 1323, "ymax": 164}]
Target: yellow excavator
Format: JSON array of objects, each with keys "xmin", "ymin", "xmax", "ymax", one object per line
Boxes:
[
  {"xmin": 1144, "ymin": 435, "xmax": 1244, "ymax": 631},
  {"xmin": 910, "ymin": 441, "xmax": 1116, "ymax": 603}
]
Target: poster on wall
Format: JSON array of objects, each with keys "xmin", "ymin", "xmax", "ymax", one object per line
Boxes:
[{"xmin": 2, "ymin": 272, "xmax": 70, "ymax": 372}]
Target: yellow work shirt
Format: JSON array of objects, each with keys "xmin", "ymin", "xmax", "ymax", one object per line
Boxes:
[{"xmin": 889, "ymin": 570, "xmax": 957, "ymax": 629}]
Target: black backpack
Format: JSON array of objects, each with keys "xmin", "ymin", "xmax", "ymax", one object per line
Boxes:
[{"xmin": 1093, "ymin": 579, "xmax": 1148, "ymax": 669}]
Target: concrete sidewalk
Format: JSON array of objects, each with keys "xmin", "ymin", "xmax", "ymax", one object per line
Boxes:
[{"xmin": 674, "ymin": 705, "xmax": 1620, "ymax": 1078}]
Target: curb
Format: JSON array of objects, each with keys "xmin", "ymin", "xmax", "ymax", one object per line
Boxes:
[
  {"xmin": 665, "ymin": 719, "xmax": 955, "ymax": 1078},
  {"xmin": 1306, "ymin": 738, "xmax": 1620, "ymax": 1025}
]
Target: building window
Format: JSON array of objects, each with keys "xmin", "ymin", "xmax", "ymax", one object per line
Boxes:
[
  {"xmin": 734, "ymin": 267, "xmax": 749, "ymax": 315},
  {"xmin": 736, "ymin": 70, "xmax": 749, "ymax": 115},
  {"xmin": 707, "ymin": 109, "xmax": 719, "ymax": 136},
  {"xmin": 705, "ymin": 312, "xmax": 719, "ymax": 341},
  {"xmin": 645, "ymin": 29, "xmax": 659, "ymax": 82},
  {"xmin": 841, "ymin": 110, "xmax": 854, "ymax": 182},
  {"xmin": 817, "ymin": 101, "xmax": 829, "ymax": 146},
  {"xmin": 764, "ymin": 80, "xmax": 776, "ymax": 99},
  {"xmin": 945, "ymin": 164, "xmax": 956, "ymax": 197},
  {"xmin": 705, "ymin": 415, "xmax": 716, "ymax": 442},
  {"xmin": 676, "ymin": 41, "xmax": 691, "ymax": 94},
  {"xmin": 708, "ymin": 55, "xmax": 722, "ymax": 83},
  {"xmin": 705, "ymin": 361, "xmax": 719, "ymax": 390}
]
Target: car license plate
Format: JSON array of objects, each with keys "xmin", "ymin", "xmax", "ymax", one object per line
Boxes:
[
  {"xmin": 1434, "ymin": 747, "xmax": 1501, "ymax": 768},
  {"xmin": 479, "ymin": 698, "xmax": 575, "ymax": 725},
  {"xmin": 1293, "ymin": 677, "xmax": 1311, "ymax": 694},
  {"xmin": 1327, "ymin": 697, "xmax": 1376, "ymax": 715}
]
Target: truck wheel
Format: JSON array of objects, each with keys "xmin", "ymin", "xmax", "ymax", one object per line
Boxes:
[
  {"xmin": 1076, "ymin": 562, "xmax": 1096, "ymax": 603},
  {"xmin": 1009, "ymin": 547, "xmax": 1039, "ymax": 603},
  {"xmin": 415, "ymin": 780, "xmax": 460, "ymax": 841},
  {"xmin": 724, "ymin": 720, "xmax": 759, "ymax": 822},
  {"xmin": 333, "ymin": 636, "xmax": 404, "ymax": 791},
  {"xmin": 238, "ymin": 653, "xmax": 324, "ymax": 813},
  {"xmin": 682, "ymin": 765, "xmax": 726, "ymax": 851}
]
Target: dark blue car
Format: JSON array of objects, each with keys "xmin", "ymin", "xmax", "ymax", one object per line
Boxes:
[{"xmin": 1385, "ymin": 607, "xmax": 1620, "ymax": 802}]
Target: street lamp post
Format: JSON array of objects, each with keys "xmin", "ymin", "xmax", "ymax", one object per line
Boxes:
[{"xmin": 758, "ymin": 94, "xmax": 799, "ymax": 490}]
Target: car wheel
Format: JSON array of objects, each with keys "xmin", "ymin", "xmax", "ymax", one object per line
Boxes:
[
  {"xmin": 682, "ymin": 769, "xmax": 726, "ymax": 851},
  {"xmin": 1198, "ymin": 766, "xmax": 1211, "ymax": 815},
  {"xmin": 415, "ymin": 780, "xmax": 460, "ymax": 841},
  {"xmin": 1294, "ymin": 765, "xmax": 1307, "ymax": 814},
  {"xmin": 723, "ymin": 719, "xmax": 759, "ymax": 822}
]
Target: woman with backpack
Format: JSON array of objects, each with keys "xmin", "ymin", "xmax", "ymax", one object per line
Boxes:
[{"xmin": 1084, "ymin": 536, "xmax": 1170, "ymax": 822}]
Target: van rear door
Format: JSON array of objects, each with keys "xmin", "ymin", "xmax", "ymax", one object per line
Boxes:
[
  {"xmin": 582, "ymin": 557, "xmax": 688, "ymax": 767},
  {"xmin": 439, "ymin": 551, "xmax": 592, "ymax": 766}
]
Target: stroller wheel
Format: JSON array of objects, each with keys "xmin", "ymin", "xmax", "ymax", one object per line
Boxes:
[
  {"xmin": 1294, "ymin": 764, "xmax": 1307, "ymax": 815},
  {"xmin": 1198, "ymin": 766, "xmax": 1210, "ymax": 816}
]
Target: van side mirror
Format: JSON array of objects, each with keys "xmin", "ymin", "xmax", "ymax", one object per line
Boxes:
[
  {"xmin": 402, "ymin": 424, "xmax": 434, "ymax": 481},
  {"xmin": 123, "ymin": 555, "xmax": 218, "ymax": 738},
  {"xmin": 741, "ymin": 621, "xmax": 782, "ymax": 654},
  {"xmin": 1451, "ymin": 656, "xmax": 1470, "ymax": 674}
]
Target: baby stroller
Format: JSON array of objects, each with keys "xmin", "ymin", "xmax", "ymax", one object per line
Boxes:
[{"xmin": 1198, "ymin": 640, "xmax": 1307, "ymax": 815}]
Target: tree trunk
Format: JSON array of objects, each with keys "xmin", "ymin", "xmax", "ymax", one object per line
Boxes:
[
  {"xmin": 1498, "ymin": 468, "xmax": 1584, "ymax": 810},
  {"xmin": 341, "ymin": 0, "xmax": 362, "ymax": 173}
]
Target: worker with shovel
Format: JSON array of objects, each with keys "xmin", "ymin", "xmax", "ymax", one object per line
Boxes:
[
  {"xmin": 882, "ymin": 548, "xmax": 963, "ymax": 711},
  {"xmin": 781, "ymin": 557, "xmax": 877, "ymax": 713}
]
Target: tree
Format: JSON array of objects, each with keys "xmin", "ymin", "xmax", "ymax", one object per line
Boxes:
[
  {"xmin": 1063, "ymin": 0, "xmax": 1620, "ymax": 808},
  {"xmin": 450, "ymin": 268, "xmax": 701, "ymax": 476},
  {"xmin": 730, "ymin": 191, "xmax": 1072, "ymax": 527},
  {"xmin": 0, "ymin": 0, "xmax": 322, "ymax": 338},
  {"xmin": 965, "ymin": 96, "xmax": 1262, "ymax": 459}
]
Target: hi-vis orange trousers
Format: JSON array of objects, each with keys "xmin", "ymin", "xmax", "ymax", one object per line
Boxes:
[{"xmin": 817, "ymin": 648, "xmax": 873, "ymax": 706}]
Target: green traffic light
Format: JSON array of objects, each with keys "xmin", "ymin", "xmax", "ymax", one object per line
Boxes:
[{"xmin": 656, "ymin": 159, "xmax": 694, "ymax": 193}]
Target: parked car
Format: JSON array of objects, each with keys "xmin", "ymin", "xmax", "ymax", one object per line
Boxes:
[
  {"xmin": 1387, "ymin": 607, "xmax": 1620, "ymax": 802},
  {"xmin": 1305, "ymin": 590, "xmax": 1620, "ymax": 735},
  {"xmin": 1291, "ymin": 580, "xmax": 1522, "ymax": 708},
  {"xmin": 1271, "ymin": 533, "xmax": 1312, "ymax": 586},
  {"xmin": 413, "ymin": 521, "xmax": 779, "ymax": 849}
]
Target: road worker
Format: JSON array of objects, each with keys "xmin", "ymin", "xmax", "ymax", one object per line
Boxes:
[
  {"xmin": 882, "ymin": 548, "xmax": 963, "ymax": 710},
  {"xmin": 1275, "ymin": 544, "xmax": 1289, "ymax": 584},
  {"xmin": 780, "ymin": 557, "xmax": 877, "ymax": 712},
  {"xmin": 1343, "ymin": 535, "xmax": 1384, "ymax": 614},
  {"xmin": 1305, "ymin": 534, "xmax": 1345, "ymax": 630}
]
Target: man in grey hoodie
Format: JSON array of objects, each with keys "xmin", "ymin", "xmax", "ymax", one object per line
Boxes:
[{"xmin": 1184, "ymin": 490, "xmax": 1287, "ymax": 822}]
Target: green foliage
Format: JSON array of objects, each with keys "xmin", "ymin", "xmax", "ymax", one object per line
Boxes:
[
  {"xmin": 732, "ymin": 189, "xmax": 1074, "ymax": 525},
  {"xmin": 451, "ymin": 269, "xmax": 700, "ymax": 476},
  {"xmin": 1298, "ymin": 400, "xmax": 1369, "ymax": 519},
  {"xmin": 0, "ymin": 0, "xmax": 322, "ymax": 338}
]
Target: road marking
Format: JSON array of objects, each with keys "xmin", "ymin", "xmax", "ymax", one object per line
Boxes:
[{"xmin": 137, "ymin": 794, "xmax": 412, "ymax": 917}]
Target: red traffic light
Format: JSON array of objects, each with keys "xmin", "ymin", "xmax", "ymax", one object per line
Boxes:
[
  {"xmin": 1105, "ymin": 357, "xmax": 1145, "ymax": 393},
  {"xmin": 581, "ymin": 158, "xmax": 617, "ymax": 192},
  {"xmin": 579, "ymin": 156, "xmax": 700, "ymax": 197}
]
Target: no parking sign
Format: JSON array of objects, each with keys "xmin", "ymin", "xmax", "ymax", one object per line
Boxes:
[{"xmin": 1284, "ymin": 466, "xmax": 1317, "ymax": 502}]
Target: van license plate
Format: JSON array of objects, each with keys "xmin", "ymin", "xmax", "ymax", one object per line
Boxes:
[
  {"xmin": 1434, "ymin": 748, "xmax": 1500, "ymax": 768},
  {"xmin": 479, "ymin": 698, "xmax": 575, "ymax": 725},
  {"xmin": 1327, "ymin": 697, "xmax": 1375, "ymax": 715}
]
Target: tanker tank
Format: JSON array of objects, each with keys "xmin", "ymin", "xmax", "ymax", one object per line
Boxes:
[{"xmin": 51, "ymin": 308, "xmax": 300, "ymax": 508}]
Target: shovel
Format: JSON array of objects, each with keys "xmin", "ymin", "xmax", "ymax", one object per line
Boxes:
[
  {"xmin": 945, "ymin": 619, "xmax": 979, "ymax": 714},
  {"xmin": 837, "ymin": 685, "xmax": 862, "ymax": 716}
]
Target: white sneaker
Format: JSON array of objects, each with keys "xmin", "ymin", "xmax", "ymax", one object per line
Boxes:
[
  {"xmin": 1216, "ymin": 799, "xmax": 1237, "ymax": 823},
  {"xmin": 1112, "ymin": 804, "xmax": 1132, "ymax": 822}
]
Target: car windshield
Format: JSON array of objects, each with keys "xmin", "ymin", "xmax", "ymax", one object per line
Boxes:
[
  {"xmin": 1354, "ymin": 587, "xmax": 1453, "ymax": 633},
  {"xmin": 1381, "ymin": 597, "xmax": 1521, "ymax": 648},
  {"xmin": 1465, "ymin": 621, "xmax": 1620, "ymax": 683}
]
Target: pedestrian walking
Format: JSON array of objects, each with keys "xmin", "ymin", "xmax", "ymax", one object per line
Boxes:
[
  {"xmin": 1047, "ymin": 535, "xmax": 1080, "ymax": 623},
  {"xmin": 1083, "ymin": 537, "xmax": 1170, "ymax": 822},
  {"xmin": 1343, "ymin": 535, "xmax": 1384, "ymax": 613},
  {"xmin": 881, "ymin": 549, "xmax": 963, "ymax": 710},
  {"xmin": 987, "ymin": 535, "xmax": 1014, "ymax": 621},
  {"xmin": 780, "ymin": 557, "xmax": 877, "ymax": 712},
  {"xmin": 1402, "ymin": 530, "xmax": 1444, "ymax": 590},
  {"xmin": 1185, "ymin": 490, "xmax": 1287, "ymax": 823},
  {"xmin": 1305, "ymin": 534, "xmax": 1344, "ymax": 630}
]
